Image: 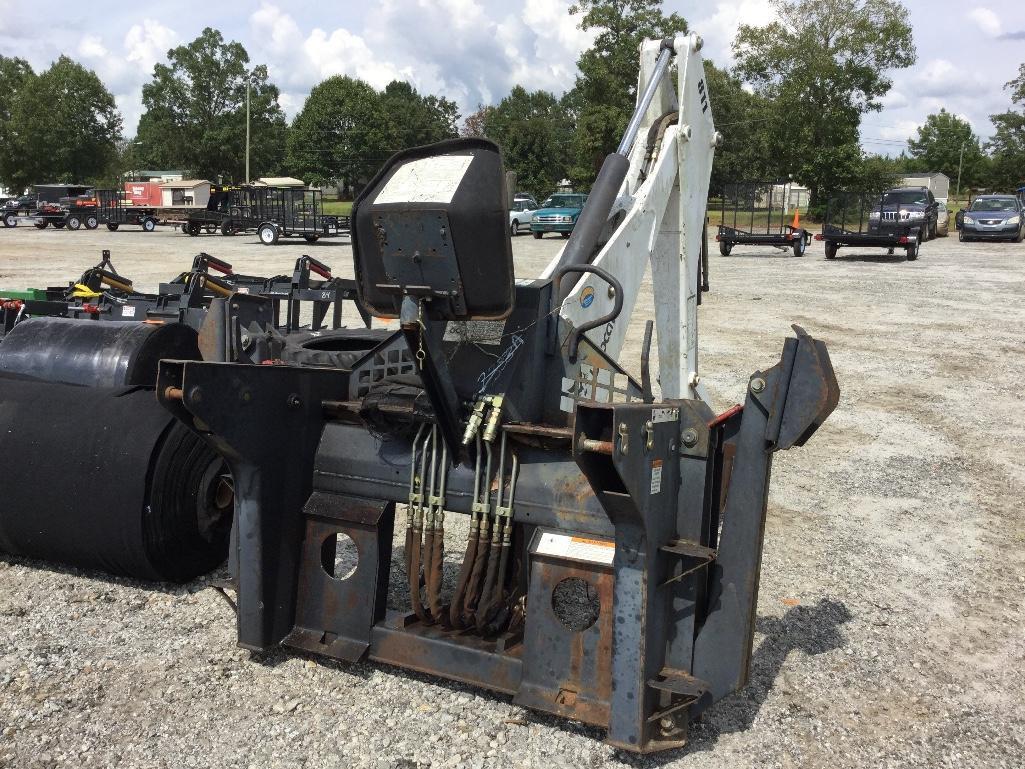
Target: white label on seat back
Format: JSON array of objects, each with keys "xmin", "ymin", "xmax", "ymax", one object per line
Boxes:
[{"xmin": 374, "ymin": 155, "xmax": 473, "ymax": 205}]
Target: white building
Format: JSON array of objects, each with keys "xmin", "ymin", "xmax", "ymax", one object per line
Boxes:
[
  {"xmin": 902, "ymin": 172, "xmax": 950, "ymax": 201},
  {"xmin": 159, "ymin": 180, "xmax": 211, "ymax": 207}
]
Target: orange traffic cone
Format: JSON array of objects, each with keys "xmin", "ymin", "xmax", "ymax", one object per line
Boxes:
[{"xmin": 791, "ymin": 208, "xmax": 801, "ymax": 229}]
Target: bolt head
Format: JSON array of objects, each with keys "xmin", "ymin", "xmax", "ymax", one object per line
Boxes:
[
  {"xmin": 682, "ymin": 428, "xmax": 699, "ymax": 447},
  {"xmin": 750, "ymin": 377, "xmax": 766, "ymax": 393}
]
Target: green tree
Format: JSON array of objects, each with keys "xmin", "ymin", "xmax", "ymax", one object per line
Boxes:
[
  {"xmin": 568, "ymin": 0, "xmax": 688, "ymax": 184},
  {"xmin": 3, "ymin": 56, "xmax": 122, "ymax": 190},
  {"xmin": 477, "ymin": 86, "xmax": 575, "ymax": 198},
  {"xmin": 379, "ymin": 81, "xmax": 459, "ymax": 151},
  {"xmin": 987, "ymin": 63, "xmax": 1025, "ymax": 191},
  {"xmin": 0, "ymin": 56, "xmax": 35, "ymax": 191},
  {"xmin": 703, "ymin": 60, "xmax": 776, "ymax": 193},
  {"xmin": 136, "ymin": 28, "xmax": 287, "ymax": 182},
  {"xmin": 734, "ymin": 0, "xmax": 916, "ymax": 204},
  {"xmin": 906, "ymin": 110, "xmax": 985, "ymax": 187},
  {"xmin": 286, "ymin": 76, "xmax": 390, "ymax": 192}
]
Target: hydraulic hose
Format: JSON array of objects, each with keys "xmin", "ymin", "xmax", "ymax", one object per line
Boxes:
[
  {"xmin": 409, "ymin": 427, "xmax": 432, "ymax": 623},
  {"xmin": 476, "ymin": 433, "xmax": 509, "ymax": 632},
  {"xmin": 427, "ymin": 442, "xmax": 448, "ymax": 623},
  {"xmin": 462, "ymin": 442, "xmax": 493, "ymax": 623},
  {"xmin": 421, "ymin": 428, "xmax": 438, "ymax": 621},
  {"xmin": 404, "ymin": 425, "xmax": 427, "ymax": 598},
  {"xmin": 449, "ymin": 436, "xmax": 484, "ymax": 628}
]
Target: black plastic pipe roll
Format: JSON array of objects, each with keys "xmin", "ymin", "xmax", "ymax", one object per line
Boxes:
[
  {"xmin": 0, "ymin": 317, "xmax": 200, "ymax": 387},
  {"xmin": 0, "ymin": 376, "xmax": 232, "ymax": 582}
]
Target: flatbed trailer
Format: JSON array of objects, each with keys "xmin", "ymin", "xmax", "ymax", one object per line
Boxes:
[
  {"xmin": 815, "ymin": 192, "xmax": 923, "ymax": 261},
  {"xmin": 715, "ymin": 180, "xmax": 809, "ymax": 257}
]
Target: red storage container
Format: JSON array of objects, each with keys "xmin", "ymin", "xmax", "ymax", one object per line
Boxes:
[{"xmin": 123, "ymin": 182, "xmax": 161, "ymax": 207}]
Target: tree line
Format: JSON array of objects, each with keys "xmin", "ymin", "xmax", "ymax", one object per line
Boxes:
[{"xmin": 0, "ymin": 1, "xmax": 1023, "ymax": 204}]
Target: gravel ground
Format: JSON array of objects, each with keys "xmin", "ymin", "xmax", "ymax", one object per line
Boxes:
[{"xmin": 1, "ymin": 225, "xmax": 1024, "ymax": 768}]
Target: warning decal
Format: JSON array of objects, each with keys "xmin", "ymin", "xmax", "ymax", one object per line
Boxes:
[
  {"xmin": 535, "ymin": 531, "xmax": 615, "ymax": 565},
  {"xmin": 374, "ymin": 155, "xmax": 474, "ymax": 204},
  {"xmin": 650, "ymin": 459, "xmax": 663, "ymax": 494}
]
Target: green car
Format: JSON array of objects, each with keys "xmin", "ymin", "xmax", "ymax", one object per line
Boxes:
[{"xmin": 530, "ymin": 193, "xmax": 588, "ymax": 239}]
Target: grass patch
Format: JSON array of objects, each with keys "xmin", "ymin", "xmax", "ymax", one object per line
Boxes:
[{"xmin": 323, "ymin": 200, "xmax": 353, "ymax": 216}]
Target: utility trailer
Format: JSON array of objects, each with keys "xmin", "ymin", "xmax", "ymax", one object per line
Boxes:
[
  {"xmin": 715, "ymin": 180, "xmax": 810, "ymax": 257},
  {"xmin": 815, "ymin": 191, "xmax": 925, "ymax": 261},
  {"xmin": 253, "ymin": 187, "xmax": 350, "ymax": 245},
  {"xmin": 71, "ymin": 189, "xmax": 159, "ymax": 232},
  {"xmin": 181, "ymin": 185, "xmax": 263, "ymax": 236}
]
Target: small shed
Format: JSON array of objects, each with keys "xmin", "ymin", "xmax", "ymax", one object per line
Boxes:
[
  {"xmin": 254, "ymin": 176, "xmax": 306, "ymax": 188},
  {"xmin": 159, "ymin": 180, "xmax": 211, "ymax": 208},
  {"xmin": 902, "ymin": 172, "xmax": 950, "ymax": 201}
]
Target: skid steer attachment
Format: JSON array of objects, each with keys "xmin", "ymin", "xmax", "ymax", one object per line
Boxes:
[{"xmin": 155, "ymin": 34, "xmax": 839, "ymax": 752}]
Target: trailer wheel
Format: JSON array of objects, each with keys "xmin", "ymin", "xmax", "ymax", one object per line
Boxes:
[
  {"xmin": 906, "ymin": 241, "xmax": 918, "ymax": 261},
  {"xmin": 3, "ymin": 213, "xmax": 16, "ymax": 228},
  {"xmin": 533, "ymin": 232, "xmax": 542, "ymax": 239},
  {"xmin": 219, "ymin": 220, "xmax": 234, "ymax": 236},
  {"xmin": 719, "ymin": 241, "xmax": 732, "ymax": 256},
  {"xmin": 824, "ymin": 241, "xmax": 838, "ymax": 259},
  {"xmin": 258, "ymin": 223, "xmax": 279, "ymax": 245},
  {"xmin": 304, "ymin": 234, "xmax": 319, "ymax": 243},
  {"xmin": 85, "ymin": 215, "xmax": 99, "ymax": 230},
  {"xmin": 792, "ymin": 236, "xmax": 806, "ymax": 257},
  {"xmin": 142, "ymin": 217, "xmax": 157, "ymax": 233},
  {"xmin": 52, "ymin": 220, "xmax": 65, "ymax": 229},
  {"xmin": 66, "ymin": 216, "xmax": 81, "ymax": 230},
  {"xmin": 34, "ymin": 220, "xmax": 47, "ymax": 229},
  {"xmin": 107, "ymin": 223, "xmax": 119, "ymax": 231}
]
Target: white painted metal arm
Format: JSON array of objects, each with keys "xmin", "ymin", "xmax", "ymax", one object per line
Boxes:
[{"xmin": 543, "ymin": 34, "xmax": 718, "ymax": 403}]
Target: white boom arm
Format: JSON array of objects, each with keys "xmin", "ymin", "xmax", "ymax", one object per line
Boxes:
[{"xmin": 541, "ymin": 34, "xmax": 718, "ymax": 403}]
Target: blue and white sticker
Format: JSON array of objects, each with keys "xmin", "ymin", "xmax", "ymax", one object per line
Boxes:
[{"xmin": 580, "ymin": 286, "xmax": 595, "ymax": 308}]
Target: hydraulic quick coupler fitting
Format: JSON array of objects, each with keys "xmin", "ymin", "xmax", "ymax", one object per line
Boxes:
[
  {"xmin": 482, "ymin": 394, "xmax": 504, "ymax": 443},
  {"xmin": 461, "ymin": 398, "xmax": 489, "ymax": 445}
]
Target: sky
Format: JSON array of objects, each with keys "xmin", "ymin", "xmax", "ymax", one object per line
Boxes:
[{"xmin": 0, "ymin": 0, "xmax": 1023, "ymax": 156}]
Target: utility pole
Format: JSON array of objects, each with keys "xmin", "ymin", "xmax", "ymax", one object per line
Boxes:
[
  {"xmin": 245, "ymin": 77, "xmax": 251, "ymax": 184},
  {"xmin": 955, "ymin": 141, "xmax": 965, "ymax": 204}
]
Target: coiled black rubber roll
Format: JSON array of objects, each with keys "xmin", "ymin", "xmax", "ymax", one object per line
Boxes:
[
  {"xmin": 0, "ymin": 375, "xmax": 232, "ymax": 582},
  {"xmin": 0, "ymin": 317, "xmax": 200, "ymax": 387}
]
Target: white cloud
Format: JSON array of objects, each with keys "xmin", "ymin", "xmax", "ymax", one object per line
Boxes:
[
  {"xmin": 246, "ymin": 0, "xmax": 595, "ymax": 120},
  {"xmin": 693, "ymin": 0, "xmax": 777, "ymax": 66},
  {"xmin": 124, "ymin": 20, "xmax": 177, "ymax": 72},
  {"xmin": 77, "ymin": 35, "xmax": 109, "ymax": 60},
  {"xmin": 967, "ymin": 7, "xmax": 1001, "ymax": 37}
]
